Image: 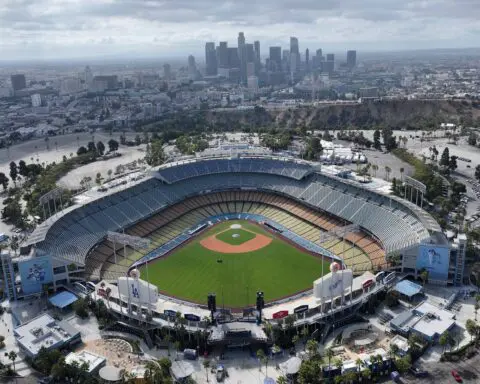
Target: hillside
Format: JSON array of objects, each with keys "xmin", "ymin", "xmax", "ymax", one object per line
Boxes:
[{"xmin": 140, "ymin": 100, "xmax": 480, "ymax": 133}]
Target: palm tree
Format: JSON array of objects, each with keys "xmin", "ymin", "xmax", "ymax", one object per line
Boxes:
[
  {"xmin": 475, "ymin": 302, "xmax": 479, "ymax": 321},
  {"xmin": 105, "ymin": 287, "xmax": 112, "ymax": 309},
  {"xmin": 389, "ymin": 343, "xmax": 399, "ymax": 360},
  {"xmin": 384, "ymin": 166, "xmax": 391, "ymax": 181},
  {"xmin": 7, "ymin": 351, "xmax": 17, "ymax": 373},
  {"xmin": 305, "ymin": 339, "xmax": 319, "ymax": 359},
  {"xmin": 144, "ymin": 360, "xmax": 162, "ymax": 383},
  {"xmin": 399, "ymin": 167, "xmax": 404, "ymax": 182},
  {"xmin": 256, "ymin": 349, "xmax": 269, "ymax": 376},
  {"xmin": 372, "ymin": 164, "xmax": 378, "ymax": 177},
  {"xmin": 203, "ymin": 359, "xmax": 210, "ymax": 382},
  {"xmin": 355, "ymin": 357, "xmax": 363, "ymax": 375},
  {"xmin": 326, "ymin": 347, "xmax": 334, "ymax": 379}
]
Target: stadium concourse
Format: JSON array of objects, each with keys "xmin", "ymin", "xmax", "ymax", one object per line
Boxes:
[{"xmin": 23, "ymin": 153, "xmax": 442, "ymax": 314}]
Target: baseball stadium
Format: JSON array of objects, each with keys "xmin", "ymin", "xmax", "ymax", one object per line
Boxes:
[{"xmin": 24, "ymin": 151, "xmax": 441, "ymax": 314}]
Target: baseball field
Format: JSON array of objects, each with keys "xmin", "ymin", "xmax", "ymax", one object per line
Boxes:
[{"xmin": 139, "ymin": 220, "xmax": 331, "ymax": 308}]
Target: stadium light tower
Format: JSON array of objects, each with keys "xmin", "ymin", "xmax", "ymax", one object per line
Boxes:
[{"xmin": 256, "ymin": 291, "xmax": 264, "ymax": 324}]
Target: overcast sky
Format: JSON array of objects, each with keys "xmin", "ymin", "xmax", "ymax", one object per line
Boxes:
[{"xmin": 1, "ymin": 0, "xmax": 480, "ymax": 60}]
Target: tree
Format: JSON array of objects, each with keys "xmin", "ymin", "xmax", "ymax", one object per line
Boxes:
[
  {"xmin": 18, "ymin": 160, "xmax": 28, "ymax": 177},
  {"xmin": 468, "ymin": 132, "xmax": 477, "ymax": 146},
  {"xmin": 108, "ymin": 139, "xmax": 119, "ymax": 152},
  {"xmin": 439, "ymin": 331, "xmax": 448, "ymax": 353},
  {"xmin": 399, "ymin": 167, "xmax": 404, "ymax": 182},
  {"xmin": 203, "ymin": 359, "xmax": 210, "ymax": 382},
  {"xmin": 7, "ymin": 351, "xmax": 17, "ymax": 373},
  {"xmin": 475, "ymin": 165, "xmax": 480, "ymax": 181},
  {"xmin": 277, "ymin": 376, "xmax": 288, "ymax": 384},
  {"xmin": 9, "ymin": 161, "xmax": 17, "ymax": 186},
  {"xmin": 73, "ymin": 297, "xmax": 89, "ymax": 319},
  {"xmin": 77, "ymin": 146, "xmax": 88, "ymax": 156},
  {"xmin": 373, "ymin": 129, "xmax": 381, "ymax": 149},
  {"xmin": 145, "ymin": 140, "xmax": 166, "ymax": 167},
  {"xmin": 96, "ymin": 141, "xmax": 105, "ymax": 156},
  {"xmin": 466, "ymin": 319, "xmax": 478, "ymax": 341},
  {"xmin": 449, "ymin": 155, "xmax": 458, "ymax": 172},
  {"xmin": 256, "ymin": 349, "xmax": 268, "ymax": 376},
  {"xmin": 0, "ymin": 173, "xmax": 8, "ymax": 191},
  {"xmin": 306, "ymin": 339, "xmax": 319, "ymax": 359},
  {"xmin": 384, "ymin": 166, "xmax": 391, "ymax": 181},
  {"xmin": 419, "ymin": 269, "xmax": 428, "ymax": 286},
  {"xmin": 440, "ymin": 147, "xmax": 450, "ymax": 167},
  {"xmin": 298, "ymin": 359, "xmax": 323, "ymax": 384},
  {"xmin": 87, "ymin": 141, "xmax": 96, "ymax": 153},
  {"xmin": 95, "ymin": 172, "xmax": 102, "ymax": 185},
  {"xmin": 107, "ymin": 169, "xmax": 113, "ymax": 179},
  {"xmin": 389, "ymin": 344, "xmax": 399, "ymax": 360},
  {"xmin": 395, "ymin": 355, "xmax": 411, "ymax": 374},
  {"xmin": 475, "ymin": 302, "xmax": 479, "ymax": 321},
  {"xmin": 10, "ymin": 236, "xmax": 19, "ymax": 255}
]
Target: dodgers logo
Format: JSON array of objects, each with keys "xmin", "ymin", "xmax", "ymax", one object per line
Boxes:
[{"xmin": 131, "ymin": 284, "xmax": 140, "ymax": 299}]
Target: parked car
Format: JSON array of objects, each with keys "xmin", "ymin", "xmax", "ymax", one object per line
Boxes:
[
  {"xmin": 451, "ymin": 370, "xmax": 462, "ymax": 383},
  {"xmin": 409, "ymin": 367, "xmax": 429, "ymax": 377}
]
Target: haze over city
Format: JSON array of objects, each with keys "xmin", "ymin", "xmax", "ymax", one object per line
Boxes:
[{"xmin": 1, "ymin": 0, "xmax": 480, "ymax": 60}]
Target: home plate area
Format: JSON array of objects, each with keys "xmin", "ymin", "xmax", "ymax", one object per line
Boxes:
[{"xmin": 200, "ymin": 223, "xmax": 272, "ymax": 253}]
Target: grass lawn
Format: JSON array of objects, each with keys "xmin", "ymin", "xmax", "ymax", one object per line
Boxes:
[
  {"xmin": 139, "ymin": 220, "xmax": 331, "ymax": 308},
  {"xmin": 215, "ymin": 228, "xmax": 256, "ymax": 245}
]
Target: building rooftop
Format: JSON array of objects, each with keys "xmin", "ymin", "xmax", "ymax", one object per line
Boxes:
[
  {"xmin": 412, "ymin": 302, "xmax": 456, "ymax": 338},
  {"xmin": 65, "ymin": 350, "xmax": 106, "ymax": 373},
  {"xmin": 14, "ymin": 313, "xmax": 80, "ymax": 357}
]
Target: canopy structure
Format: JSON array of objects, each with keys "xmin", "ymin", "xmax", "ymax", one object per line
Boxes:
[
  {"xmin": 48, "ymin": 291, "xmax": 78, "ymax": 309},
  {"xmin": 393, "ymin": 280, "xmax": 423, "ymax": 298}
]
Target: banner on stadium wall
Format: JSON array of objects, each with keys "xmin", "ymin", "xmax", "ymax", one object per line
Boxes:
[
  {"xmin": 272, "ymin": 310, "xmax": 289, "ymax": 319},
  {"xmin": 117, "ymin": 276, "xmax": 158, "ymax": 305},
  {"xmin": 294, "ymin": 305, "xmax": 309, "ymax": 314},
  {"xmin": 416, "ymin": 245, "xmax": 450, "ymax": 280},
  {"xmin": 184, "ymin": 314, "xmax": 201, "ymax": 322},
  {"xmin": 313, "ymin": 269, "xmax": 353, "ymax": 300},
  {"xmin": 164, "ymin": 310, "xmax": 177, "ymax": 318},
  {"xmin": 19, "ymin": 256, "xmax": 53, "ymax": 294}
]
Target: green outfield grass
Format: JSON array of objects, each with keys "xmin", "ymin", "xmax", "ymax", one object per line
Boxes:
[
  {"xmin": 215, "ymin": 227, "xmax": 256, "ymax": 245},
  {"xmin": 139, "ymin": 220, "xmax": 331, "ymax": 308}
]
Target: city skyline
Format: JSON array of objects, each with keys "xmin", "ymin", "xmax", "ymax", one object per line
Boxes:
[{"xmin": 1, "ymin": 0, "xmax": 479, "ymax": 60}]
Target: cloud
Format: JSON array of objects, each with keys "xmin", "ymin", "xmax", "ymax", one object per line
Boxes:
[{"xmin": 0, "ymin": 0, "xmax": 479, "ymax": 59}]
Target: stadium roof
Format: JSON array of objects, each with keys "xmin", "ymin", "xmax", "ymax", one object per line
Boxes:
[
  {"xmin": 48, "ymin": 291, "xmax": 78, "ymax": 309},
  {"xmin": 394, "ymin": 280, "xmax": 423, "ymax": 298}
]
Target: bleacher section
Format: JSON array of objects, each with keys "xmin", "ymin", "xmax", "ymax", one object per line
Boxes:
[
  {"xmin": 88, "ymin": 191, "xmax": 381, "ymax": 281},
  {"xmin": 28, "ymin": 157, "xmax": 432, "ymax": 270},
  {"xmin": 156, "ymin": 158, "xmax": 313, "ymax": 183}
]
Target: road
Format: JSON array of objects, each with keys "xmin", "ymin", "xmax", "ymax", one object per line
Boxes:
[{"xmin": 401, "ymin": 352, "xmax": 480, "ymax": 383}]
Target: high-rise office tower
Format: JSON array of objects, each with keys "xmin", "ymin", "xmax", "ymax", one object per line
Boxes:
[
  {"xmin": 254, "ymin": 40, "xmax": 261, "ymax": 74},
  {"xmin": 316, "ymin": 49, "xmax": 323, "ymax": 59},
  {"xmin": 217, "ymin": 42, "xmax": 229, "ymax": 69},
  {"xmin": 228, "ymin": 48, "xmax": 240, "ymax": 69},
  {"xmin": 10, "ymin": 74, "xmax": 26, "ymax": 91},
  {"xmin": 290, "ymin": 37, "xmax": 300, "ymax": 74},
  {"xmin": 188, "ymin": 55, "xmax": 197, "ymax": 79},
  {"xmin": 163, "ymin": 63, "xmax": 171, "ymax": 80},
  {"xmin": 84, "ymin": 66, "xmax": 93, "ymax": 90},
  {"xmin": 269, "ymin": 46, "xmax": 282, "ymax": 71},
  {"xmin": 238, "ymin": 32, "xmax": 247, "ymax": 84},
  {"xmin": 347, "ymin": 50, "xmax": 357, "ymax": 69},
  {"xmin": 305, "ymin": 48, "xmax": 310, "ymax": 71},
  {"xmin": 254, "ymin": 41, "xmax": 260, "ymax": 63},
  {"xmin": 324, "ymin": 53, "xmax": 335, "ymax": 73},
  {"xmin": 205, "ymin": 42, "xmax": 218, "ymax": 76},
  {"xmin": 245, "ymin": 44, "xmax": 255, "ymax": 63}
]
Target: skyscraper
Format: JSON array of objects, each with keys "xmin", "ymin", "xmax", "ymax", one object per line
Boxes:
[
  {"xmin": 228, "ymin": 48, "xmax": 240, "ymax": 69},
  {"xmin": 188, "ymin": 55, "xmax": 197, "ymax": 79},
  {"xmin": 290, "ymin": 37, "xmax": 300, "ymax": 74},
  {"xmin": 10, "ymin": 74, "xmax": 26, "ymax": 92},
  {"xmin": 163, "ymin": 64, "xmax": 171, "ymax": 80},
  {"xmin": 217, "ymin": 42, "xmax": 229, "ymax": 69},
  {"xmin": 84, "ymin": 66, "xmax": 93, "ymax": 91},
  {"xmin": 324, "ymin": 54, "xmax": 335, "ymax": 73},
  {"xmin": 238, "ymin": 32, "xmax": 247, "ymax": 84},
  {"xmin": 305, "ymin": 48, "xmax": 310, "ymax": 71},
  {"xmin": 205, "ymin": 42, "xmax": 218, "ymax": 76},
  {"xmin": 254, "ymin": 41, "xmax": 260, "ymax": 63},
  {"xmin": 347, "ymin": 50, "xmax": 357, "ymax": 69},
  {"xmin": 269, "ymin": 46, "xmax": 282, "ymax": 71}
]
